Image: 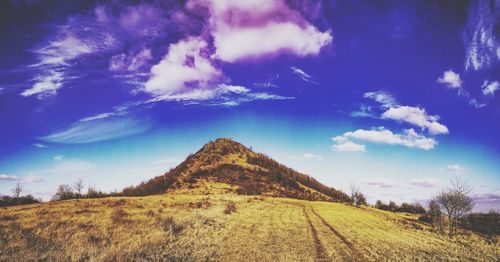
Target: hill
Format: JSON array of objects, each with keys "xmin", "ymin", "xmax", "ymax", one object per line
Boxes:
[
  {"xmin": 121, "ymin": 138, "xmax": 349, "ymax": 201},
  {"xmin": 1, "ymin": 194, "xmax": 498, "ymax": 261}
]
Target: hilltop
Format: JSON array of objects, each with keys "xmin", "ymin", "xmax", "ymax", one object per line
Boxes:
[{"xmin": 121, "ymin": 138, "xmax": 348, "ymax": 201}]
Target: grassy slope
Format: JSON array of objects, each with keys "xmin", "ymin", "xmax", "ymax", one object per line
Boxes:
[{"xmin": 0, "ymin": 193, "xmax": 498, "ymax": 261}]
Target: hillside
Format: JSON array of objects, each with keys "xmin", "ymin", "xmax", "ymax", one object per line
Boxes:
[
  {"xmin": 1, "ymin": 194, "xmax": 498, "ymax": 261},
  {"xmin": 121, "ymin": 138, "xmax": 348, "ymax": 201}
]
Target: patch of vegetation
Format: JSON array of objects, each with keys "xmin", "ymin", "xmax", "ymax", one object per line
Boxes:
[{"xmin": 224, "ymin": 201, "xmax": 237, "ymax": 214}]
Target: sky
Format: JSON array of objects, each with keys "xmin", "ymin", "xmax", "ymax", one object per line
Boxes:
[{"xmin": 0, "ymin": 0, "xmax": 499, "ymax": 211}]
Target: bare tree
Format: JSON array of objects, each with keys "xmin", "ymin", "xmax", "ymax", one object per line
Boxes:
[
  {"xmin": 349, "ymin": 183, "xmax": 366, "ymax": 207},
  {"xmin": 73, "ymin": 178, "xmax": 84, "ymax": 198},
  {"xmin": 436, "ymin": 177, "xmax": 475, "ymax": 235},
  {"xmin": 12, "ymin": 183, "xmax": 23, "ymax": 205}
]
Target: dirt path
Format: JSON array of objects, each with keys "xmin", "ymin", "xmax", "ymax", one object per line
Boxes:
[
  {"xmin": 302, "ymin": 206, "xmax": 330, "ymax": 261},
  {"xmin": 309, "ymin": 207, "xmax": 365, "ymax": 261}
]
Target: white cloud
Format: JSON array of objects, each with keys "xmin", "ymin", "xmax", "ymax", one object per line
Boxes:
[
  {"xmin": 482, "ymin": 80, "xmax": 499, "ymax": 96},
  {"xmin": 21, "ymin": 71, "xmax": 64, "ymax": 98},
  {"xmin": 442, "ymin": 164, "xmax": 464, "ymax": 175},
  {"xmin": 79, "ymin": 112, "xmax": 117, "ymax": 122},
  {"xmin": 213, "ymin": 22, "xmax": 332, "ymax": 62},
  {"xmin": 363, "ymin": 91, "xmax": 449, "ymax": 135},
  {"xmin": 32, "ymin": 143, "xmax": 47, "ymax": 148},
  {"xmin": 53, "ymin": 155, "xmax": 64, "ymax": 161},
  {"xmin": 204, "ymin": 0, "xmax": 332, "ymax": 62},
  {"xmin": 331, "ymin": 137, "xmax": 366, "ymax": 153},
  {"xmin": 364, "ymin": 178, "xmax": 397, "ymax": 188},
  {"xmin": 381, "ymin": 106, "xmax": 449, "ymax": 135},
  {"xmin": 410, "ymin": 178, "xmax": 441, "ymax": 188},
  {"xmin": 463, "ymin": 1, "xmax": 500, "ymax": 72},
  {"xmin": 364, "ymin": 91, "xmax": 397, "ymax": 109},
  {"xmin": 144, "ymin": 37, "xmax": 222, "ymax": 96},
  {"xmin": 109, "ymin": 48, "xmax": 153, "ymax": 72},
  {"xmin": 332, "ymin": 127, "xmax": 437, "ymax": 151},
  {"xmin": 148, "ymin": 84, "xmax": 292, "ymax": 106},
  {"xmin": 290, "ymin": 66, "xmax": 318, "ymax": 85},
  {"xmin": 437, "ymin": 70, "xmax": 462, "ymax": 89},
  {"xmin": 0, "ymin": 174, "xmax": 19, "ymax": 181},
  {"xmin": 24, "ymin": 175, "xmax": 44, "ymax": 183},
  {"xmin": 41, "ymin": 115, "xmax": 151, "ymax": 144},
  {"xmin": 292, "ymin": 153, "xmax": 323, "ymax": 160}
]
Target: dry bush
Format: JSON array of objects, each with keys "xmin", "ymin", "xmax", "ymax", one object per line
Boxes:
[
  {"xmin": 224, "ymin": 201, "xmax": 237, "ymax": 214},
  {"xmin": 107, "ymin": 199, "xmax": 127, "ymax": 207},
  {"xmin": 188, "ymin": 198, "xmax": 212, "ymax": 209},
  {"xmin": 160, "ymin": 217, "xmax": 184, "ymax": 235},
  {"xmin": 111, "ymin": 209, "xmax": 129, "ymax": 224},
  {"xmin": 145, "ymin": 210, "xmax": 155, "ymax": 217},
  {"xmin": 0, "ymin": 214, "xmax": 17, "ymax": 221}
]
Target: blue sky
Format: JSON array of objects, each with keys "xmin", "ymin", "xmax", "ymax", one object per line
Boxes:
[{"xmin": 0, "ymin": 0, "xmax": 499, "ymax": 211}]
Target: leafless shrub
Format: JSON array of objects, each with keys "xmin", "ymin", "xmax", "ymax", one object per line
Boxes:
[
  {"xmin": 160, "ymin": 217, "xmax": 183, "ymax": 236},
  {"xmin": 224, "ymin": 201, "xmax": 237, "ymax": 214},
  {"xmin": 111, "ymin": 209, "xmax": 129, "ymax": 224},
  {"xmin": 436, "ymin": 177, "xmax": 475, "ymax": 236}
]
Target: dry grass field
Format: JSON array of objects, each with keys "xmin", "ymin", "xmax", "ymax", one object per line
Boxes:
[{"xmin": 0, "ymin": 191, "xmax": 498, "ymax": 261}]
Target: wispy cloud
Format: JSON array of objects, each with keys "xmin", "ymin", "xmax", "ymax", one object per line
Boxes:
[
  {"xmin": 364, "ymin": 91, "xmax": 397, "ymax": 109},
  {"xmin": 24, "ymin": 175, "xmax": 44, "ymax": 183},
  {"xmin": 290, "ymin": 66, "xmax": 318, "ymax": 85},
  {"xmin": 331, "ymin": 138, "xmax": 366, "ymax": 153},
  {"xmin": 41, "ymin": 115, "xmax": 151, "ymax": 144},
  {"xmin": 291, "ymin": 153, "xmax": 323, "ymax": 160},
  {"xmin": 148, "ymin": 84, "xmax": 293, "ymax": 106},
  {"xmin": 363, "ymin": 178, "xmax": 398, "ymax": 188},
  {"xmin": 410, "ymin": 178, "xmax": 441, "ymax": 188},
  {"xmin": 53, "ymin": 155, "xmax": 64, "ymax": 161},
  {"xmin": 441, "ymin": 164, "xmax": 464, "ymax": 175},
  {"xmin": 32, "ymin": 143, "xmax": 47, "ymax": 148},
  {"xmin": 0, "ymin": 174, "xmax": 19, "ymax": 181},
  {"xmin": 482, "ymin": 80, "xmax": 499, "ymax": 96},
  {"xmin": 463, "ymin": 0, "xmax": 500, "ymax": 72}
]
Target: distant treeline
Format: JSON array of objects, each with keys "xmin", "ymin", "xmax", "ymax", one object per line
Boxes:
[
  {"xmin": 374, "ymin": 200, "xmax": 426, "ymax": 214},
  {"xmin": 0, "ymin": 195, "xmax": 40, "ymax": 207}
]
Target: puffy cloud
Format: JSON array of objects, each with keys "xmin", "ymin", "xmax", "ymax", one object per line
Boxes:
[
  {"xmin": 381, "ymin": 106, "xmax": 449, "ymax": 135},
  {"xmin": 0, "ymin": 174, "xmax": 19, "ymax": 181},
  {"xmin": 145, "ymin": 37, "xmax": 222, "ymax": 96},
  {"xmin": 442, "ymin": 164, "xmax": 464, "ymax": 175},
  {"xmin": 437, "ymin": 70, "xmax": 462, "ymax": 89},
  {"xmin": 463, "ymin": 0, "xmax": 500, "ymax": 72},
  {"xmin": 331, "ymin": 137, "xmax": 366, "ymax": 153},
  {"xmin": 364, "ymin": 91, "xmax": 397, "ymax": 109},
  {"xmin": 290, "ymin": 66, "xmax": 318, "ymax": 85},
  {"xmin": 332, "ymin": 127, "xmax": 437, "ymax": 151},
  {"xmin": 363, "ymin": 91, "xmax": 448, "ymax": 135},
  {"xmin": 482, "ymin": 80, "xmax": 499, "ymax": 96},
  {"xmin": 202, "ymin": 0, "xmax": 332, "ymax": 62}
]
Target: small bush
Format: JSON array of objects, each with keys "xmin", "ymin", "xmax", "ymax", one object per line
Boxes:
[
  {"xmin": 145, "ymin": 210, "xmax": 155, "ymax": 217},
  {"xmin": 160, "ymin": 217, "xmax": 184, "ymax": 235},
  {"xmin": 188, "ymin": 198, "xmax": 212, "ymax": 209},
  {"xmin": 224, "ymin": 201, "xmax": 237, "ymax": 214},
  {"xmin": 111, "ymin": 209, "xmax": 129, "ymax": 224}
]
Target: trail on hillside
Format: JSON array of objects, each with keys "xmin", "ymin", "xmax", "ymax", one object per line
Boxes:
[
  {"xmin": 309, "ymin": 206, "xmax": 364, "ymax": 260},
  {"xmin": 302, "ymin": 206, "xmax": 330, "ymax": 261}
]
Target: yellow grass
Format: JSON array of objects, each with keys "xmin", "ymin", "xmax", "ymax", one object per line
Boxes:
[{"xmin": 0, "ymin": 193, "xmax": 498, "ymax": 261}]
